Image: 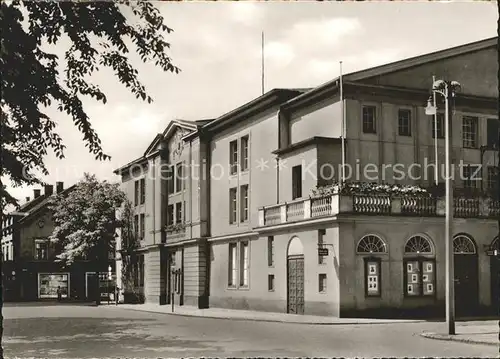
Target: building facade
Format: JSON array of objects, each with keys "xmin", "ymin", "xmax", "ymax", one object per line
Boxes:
[
  {"xmin": 1, "ymin": 183, "xmax": 116, "ymax": 301},
  {"xmin": 115, "ymin": 37, "xmax": 499, "ymax": 317}
]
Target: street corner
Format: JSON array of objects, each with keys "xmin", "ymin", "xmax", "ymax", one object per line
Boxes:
[{"xmin": 420, "ymin": 331, "xmax": 499, "ymax": 347}]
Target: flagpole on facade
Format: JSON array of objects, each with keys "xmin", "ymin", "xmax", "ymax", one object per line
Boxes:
[
  {"xmin": 340, "ymin": 61, "xmax": 346, "ymax": 185},
  {"xmin": 261, "ymin": 31, "xmax": 265, "ymax": 95}
]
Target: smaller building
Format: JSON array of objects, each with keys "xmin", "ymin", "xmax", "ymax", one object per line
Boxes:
[{"xmin": 1, "ymin": 182, "xmax": 116, "ymax": 302}]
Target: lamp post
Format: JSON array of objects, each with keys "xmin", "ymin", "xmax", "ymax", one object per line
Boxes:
[{"xmin": 425, "ymin": 78, "xmax": 461, "ymax": 335}]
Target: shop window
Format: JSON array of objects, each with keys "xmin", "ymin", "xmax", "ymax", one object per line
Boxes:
[
  {"xmin": 364, "ymin": 258, "xmax": 381, "ymax": 297},
  {"xmin": 404, "ymin": 235, "xmax": 435, "ymax": 297}
]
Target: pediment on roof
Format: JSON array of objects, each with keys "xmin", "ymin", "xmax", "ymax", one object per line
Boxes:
[
  {"xmin": 143, "ymin": 120, "xmax": 197, "ymax": 159},
  {"xmin": 347, "ymin": 41, "xmax": 497, "ymax": 98}
]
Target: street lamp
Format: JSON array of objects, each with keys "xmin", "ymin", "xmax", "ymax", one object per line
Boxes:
[{"xmin": 425, "ymin": 78, "xmax": 461, "ymax": 335}]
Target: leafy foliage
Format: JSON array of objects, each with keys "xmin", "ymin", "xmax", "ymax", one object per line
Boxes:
[
  {"xmin": 48, "ymin": 173, "xmax": 126, "ymax": 266},
  {"xmin": 1, "ymin": 1, "xmax": 179, "ymax": 210}
]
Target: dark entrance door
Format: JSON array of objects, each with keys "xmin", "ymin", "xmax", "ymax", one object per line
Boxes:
[
  {"xmin": 490, "ymin": 255, "xmax": 499, "ymax": 311},
  {"xmin": 454, "ymin": 254, "xmax": 479, "ymax": 316},
  {"xmin": 287, "ymin": 255, "xmax": 304, "ymax": 315}
]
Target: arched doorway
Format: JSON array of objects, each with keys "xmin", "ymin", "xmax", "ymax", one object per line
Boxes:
[
  {"xmin": 489, "ymin": 237, "xmax": 499, "ymax": 309},
  {"xmin": 287, "ymin": 237, "xmax": 304, "ymax": 315},
  {"xmin": 453, "ymin": 234, "xmax": 478, "ymax": 316}
]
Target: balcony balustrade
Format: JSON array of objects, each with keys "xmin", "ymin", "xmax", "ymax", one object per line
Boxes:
[{"xmin": 258, "ymin": 193, "xmax": 500, "ymax": 227}]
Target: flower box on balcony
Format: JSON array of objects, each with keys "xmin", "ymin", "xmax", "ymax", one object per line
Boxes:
[{"xmin": 165, "ymin": 223, "xmax": 186, "ymax": 233}]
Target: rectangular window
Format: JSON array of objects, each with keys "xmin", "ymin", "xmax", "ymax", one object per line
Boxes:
[
  {"xmin": 139, "ymin": 214, "xmax": 145, "ymax": 240},
  {"xmin": 404, "ymin": 259, "xmax": 435, "ymax": 297},
  {"xmin": 432, "ymin": 113, "xmax": 445, "ymax": 139},
  {"xmin": 134, "ymin": 215, "xmax": 139, "ymax": 239},
  {"xmin": 175, "ymin": 202, "xmax": 183, "ymax": 223},
  {"xmin": 167, "ymin": 205, "xmax": 174, "ymax": 226},
  {"xmin": 362, "ymin": 106, "xmax": 376, "ymax": 134},
  {"xmin": 169, "ymin": 251, "xmax": 176, "ymax": 266},
  {"xmin": 175, "ymin": 163, "xmax": 183, "ymax": 193},
  {"xmin": 229, "ymin": 140, "xmax": 238, "ymax": 175},
  {"xmin": 5, "ymin": 246, "xmax": 9, "ymax": 261},
  {"xmin": 267, "ymin": 236, "xmax": 274, "ymax": 267},
  {"xmin": 318, "ymin": 229, "xmax": 326, "ymax": 265},
  {"xmin": 183, "ymin": 200, "xmax": 186, "ymax": 223},
  {"xmin": 240, "ymin": 185, "xmax": 249, "ymax": 222},
  {"xmin": 268, "ymin": 274, "xmax": 275, "ymax": 291},
  {"xmin": 35, "ymin": 240, "xmax": 48, "ymax": 260},
  {"xmin": 398, "ymin": 109, "xmax": 411, "ymax": 136},
  {"xmin": 167, "ymin": 166, "xmax": 175, "ymax": 194},
  {"xmin": 134, "ymin": 180, "xmax": 139, "ymax": 206},
  {"xmin": 487, "ymin": 166, "xmax": 498, "ymax": 192},
  {"xmin": 229, "ymin": 187, "xmax": 237, "ymax": 224},
  {"xmin": 140, "ymin": 178, "xmax": 145, "ymax": 205},
  {"xmin": 462, "ymin": 116, "xmax": 478, "ymax": 148},
  {"xmin": 239, "ymin": 241, "xmax": 249, "ymax": 287},
  {"xmin": 292, "ymin": 165, "xmax": 302, "ymax": 200},
  {"xmin": 319, "ymin": 273, "xmax": 327, "ymax": 293},
  {"xmin": 241, "ymin": 135, "xmax": 249, "ymax": 171},
  {"xmin": 365, "ymin": 258, "xmax": 381, "ymax": 297},
  {"xmin": 462, "ymin": 164, "xmax": 481, "ymax": 189},
  {"xmin": 228, "ymin": 243, "xmax": 237, "ymax": 287}
]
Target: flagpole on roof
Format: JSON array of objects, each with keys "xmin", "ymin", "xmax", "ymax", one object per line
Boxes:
[
  {"xmin": 261, "ymin": 31, "xmax": 265, "ymax": 95},
  {"xmin": 340, "ymin": 61, "xmax": 346, "ymax": 185}
]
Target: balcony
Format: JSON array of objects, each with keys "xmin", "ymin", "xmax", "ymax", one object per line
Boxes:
[{"xmin": 258, "ymin": 194, "xmax": 500, "ymax": 227}]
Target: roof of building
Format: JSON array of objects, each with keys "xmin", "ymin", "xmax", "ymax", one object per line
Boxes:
[
  {"xmin": 282, "ymin": 36, "xmax": 497, "ymax": 111},
  {"xmin": 16, "ymin": 184, "xmax": 76, "ymax": 224}
]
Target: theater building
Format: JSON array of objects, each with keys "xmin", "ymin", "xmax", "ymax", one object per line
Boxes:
[
  {"xmin": 114, "ymin": 36, "xmax": 499, "ymax": 317},
  {"xmin": 1, "ymin": 183, "xmax": 116, "ymax": 301}
]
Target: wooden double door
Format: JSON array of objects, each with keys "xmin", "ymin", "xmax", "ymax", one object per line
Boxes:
[
  {"xmin": 454, "ymin": 254, "xmax": 479, "ymax": 316},
  {"xmin": 287, "ymin": 255, "xmax": 304, "ymax": 315}
]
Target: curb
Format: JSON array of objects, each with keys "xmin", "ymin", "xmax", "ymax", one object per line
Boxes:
[
  {"xmin": 109, "ymin": 305, "xmax": 424, "ymax": 326},
  {"xmin": 420, "ymin": 332, "xmax": 498, "ymax": 347}
]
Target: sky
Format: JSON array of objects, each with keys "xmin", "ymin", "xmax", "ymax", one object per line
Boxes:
[{"xmin": 5, "ymin": 1, "xmax": 498, "ymax": 204}]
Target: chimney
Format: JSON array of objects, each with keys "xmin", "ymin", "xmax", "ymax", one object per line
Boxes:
[
  {"xmin": 56, "ymin": 181, "xmax": 64, "ymax": 194},
  {"xmin": 25, "ymin": 197, "xmax": 30, "ymax": 203},
  {"xmin": 33, "ymin": 189, "xmax": 41, "ymax": 199},
  {"xmin": 44, "ymin": 184, "xmax": 54, "ymax": 196}
]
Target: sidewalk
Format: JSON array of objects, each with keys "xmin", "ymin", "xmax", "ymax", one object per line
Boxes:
[
  {"xmin": 109, "ymin": 302, "xmax": 424, "ymax": 325},
  {"xmin": 421, "ymin": 321, "xmax": 499, "ymax": 347}
]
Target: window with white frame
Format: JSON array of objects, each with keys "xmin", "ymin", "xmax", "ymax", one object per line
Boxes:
[
  {"xmin": 318, "ymin": 229, "xmax": 326, "ymax": 264},
  {"xmin": 239, "ymin": 241, "xmax": 249, "ymax": 287},
  {"xmin": 228, "ymin": 243, "xmax": 237, "ymax": 287},
  {"xmin": 229, "ymin": 187, "xmax": 237, "ymax": 224},
  {"xmin": 229, "ymin": 140, "xmax": 238, "ymax": 175},
  {"xmin": 35, "ymin": 239, "xmax": 49, "ymax": 260},
  {"xmin": 139, "ymin": 214, "xmax": 145, "ymax": 240},
  {"xmin": 267, "ymin": 236, "xmax": 274, "ymax": 267},
  {"xmin": 431, "ymin": 113, "xmax": 445, "ymax": 139},
  {"xmin": 175, "ymin": 202, "xmax": 183, "ymax": 223},
  {"xmin": 175, "ymin": 162, "xmax": 183, "ymax": 193},
  {"xmin": 167, "ymin": 165, "xmax": 175, "ymax": 194},
  {"xmin": 240, "ymin": 185, "xmax": 249, "ymax": 222},
  {"xmin": 140, "ymin": 178, "xmax": 145, "ymax": 205},
  {"xmin": 241, "ymin": 135, "xmax": 249, "ymax": 171},
  {"xmin": 453, "ymin": 234, "xmax": 476, "ymax": 254},
  {"xmin": 167, "ymin": 204, "xmax": 174, "ymax": 226},
  {"xmin": 134, "ymin": 180, "xmax": 139, "ymax": 206},
  {"xmin": 404, "ymin": 235, "xmax": 435, "ymax": 297},
  {"xmin": 462, "ymin": 116, "xmax": 478, "ymax": 148},
  {"xmin": 362, "ymin": 106, "xmax": 376, "ymax": 134},
  {"xmin": 398, "ymin": 109, "xmax": 411, "ymax": 136},
  {"xmin": 134, "ymin": 215, "xmax": 139, "ymax": 239},
  {"xmin": 462, "ymin": 164, "xmax": 481, "ymax": 189},
  {"xmin": 356, "ymin": 235, "xmax": 386, "ymax": 297}
]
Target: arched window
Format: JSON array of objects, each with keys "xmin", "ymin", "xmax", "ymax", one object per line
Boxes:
[
  {"xmin": 404, "ymin": 235, "xmax": 433, "ymax": 254},
  {"xmin": 356, "ymin": 235, "xmax": 386, "ymax": 298},
  {"xmin": 453, "ymin": 235, "xmax": 476, "ymax": 254},
  {"xmin": 356, "ymin": 235, "xmax": 387, "ymax": 254},
  {"xmin": 404, "ymin": 235, "xmax": 435, "ymax": 298}
]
